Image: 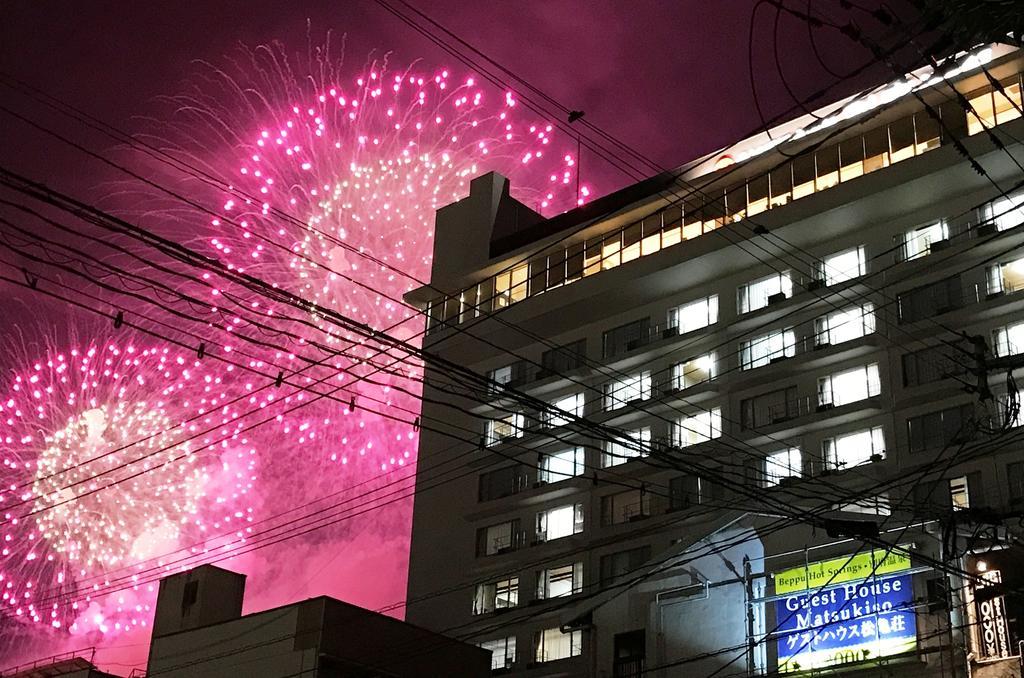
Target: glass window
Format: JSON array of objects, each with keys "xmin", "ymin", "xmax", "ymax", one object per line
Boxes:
[
  {"xmin": 494, "ymin": 262, "xmax": 529, "ymax": 309},
  {"xmin": 815, "ymin": 145, "xmax": 840, "ymax": 191},
  {"xmin": 538, "ymin": 448, "xmax": 585, "ymax": 484},
  {"xmin": 738, "ymin": 272, "xmax": 792, "ymax": 314},
  {"xmin": 817, "ymin": 363, "xmax": 881, "ymax": 407},
  {"xmin": 769, "ymin": 165, "xmax": 793, "ymax": 207},
  {"xmin": 546, "ymin": 393, "xmax": 584, "ymax": 428},
  {"xmin": 603, "ymin": 427, "xmax": 651, "ymax": 468},
  {"xmin": 815, "ymin": 303, "xmax": 875, "ymax": 346},
  {"xmin": 740, "ymin": 386, "xmax": 799, "ymax": 430},
  {"xmin": 792, "ymin": 154, "xmax": 816, "ymax": 199},
  {"xmin": 748, "ymin": 174, "xmax": 770, "ymax": 215},
  {"xmin": 966, "ymin": 88, "xmax": 996, "ymax": 136},
  {"xmin": 536, "ymin": 503, "xmax": 584, "ymax": 542},
  {"xmin": 898, "ymin": 275, "xmax": 963, "ymax": 323},
  {"xmin": 537, "ymin": 562, "xmax": 584, "ymax": 599},
  {"xmin": 992, "ymin": 321, "xmax": 1024, "ymax": 357},
  {"xmin": 889, "ymin": 116, "xmax": 916, "ymax": 162},
  {"xmin": 988, "ymin": 192, "xmax": 1024, "ymax": 232},
  {"xmin": 541, "ymin": 339, "xmax": 586, "ymax": 374},
  {"xmin": 600, "ymin": 545, "xmax": 651, "ymax": 585},
  {"xmin": 671, "ymin": 353, "xmax": 716, "ymax": 390},
  {"xmin": 863, "ymin": 126, "xmax": 890, "ymax": 173},
  {"xmin": 902, "ymin": 345, "xmax": 969, "ymax": 387},
  {"xmin": 1008, "ymin": 461, "xmax": 1024, "ymax": 504},
  {"xmin": 815, "ymin": 246, "xmax": 866, "ymax": 285},
  {"xmin": 987, "ymin": 258, "xmax": 1024, "ymax": 295},
  {"xmin": 949, "ymin": 472, "xmax": 982, "ymax": 510},
  {"xmin": 667, "ymin": 295, "xmax": 719, "ymax": 333},
  {"xmin": 477, "ymin": 520, "xmax": 521, "ymax": 556},
  {"xmin": 764, "ymin": 448, "xmax": 802, "ymax": 487},
  {"xmin": 661, "ymin": 205, "xmax": 683, "ymax": 248},
  {"xmin": 823, "ymin": 426, "xmax": 885, "ymax": 470},
  {"xmin": 479, "ymin": 464, "xmax": 527, "ymax": 502},
  {"xmin": 740, "ymin": 329, "xmax": 796, "ymax": 370},
  {"xmin": 601, "ymin": 232, "xmax": 622, "ymax": 270},
  {"xmin": 994, "ymin": 78, "xmax": 1023, "ymax": 126},
  {"xmin": 473, "ymin": 577, "xmax": 519, "ymax": 615},
  {"xmin": 601, "ymin": 488, "xmax": 650, "ymax": 525},
  {"xmin": 479, "ymin": 636, "xmax": 517, "ymax": 671},
  {"xmin": 903, "ymin": 221, "xmax": 948, "ymax": 260},
  {"xmin": 641, "ymin": 214, "xmax": 663, "ymax": 256},
  {"xmin": 603, "ymin": 372, "xmax": 651, "ymax": 411},
  {"xmin": 603, "ymin": 317, "xmax": 650, "ymax": 358},
  {"xmin": 535, "ymin": 627, "xmax": 582, "ymax": 663},
  {"xmin": 669, "ymin": 475, "xmax": 706, "ymax": 509},
  {"xmin": 907, "ymin": 404, "xmax": 974, "ymax": 453},
  {"xmin": 915, "ymin": 111, "xmax": 942, "ymax": 153},
  {"xmin": 674, "ymin": 408, "xmax": 722, "ymax": 448},
  {"xmin": 839, "ymin": 136, "xmax": 865, "ymax": 182},
  {"xmin": 487, "ymin": 412, "xmax": 524, "ymax": 446}
]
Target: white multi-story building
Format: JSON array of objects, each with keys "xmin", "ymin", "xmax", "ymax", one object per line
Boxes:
[{"xmin": 404, "ymin": 45, "xmax": 1024, "ymax": 678}]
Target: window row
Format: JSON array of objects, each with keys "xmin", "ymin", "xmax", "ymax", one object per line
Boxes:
[
  {"xmin": 478, "ymin": 627, "xmax": 583, "ymax": 670},
  {"xmin": 428, "ymin": 75, "xmax": 1023, "ymax": 331}
]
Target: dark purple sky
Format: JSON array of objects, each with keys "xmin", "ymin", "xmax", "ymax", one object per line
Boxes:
[{"xmin": 1, "ymin": 0, "xmax": 885, "ymax": 196}]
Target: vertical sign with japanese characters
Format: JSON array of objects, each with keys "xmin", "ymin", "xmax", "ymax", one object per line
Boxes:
[{"xmin": 773, "ymin": 549, "xmax": 917, "ymax": 673}]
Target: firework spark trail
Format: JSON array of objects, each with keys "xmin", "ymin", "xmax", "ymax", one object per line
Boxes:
[
  {"xmin": 118, "ymin": 41, "xmax": 585, "ymax": 517},
  {"xmin": 0, "ymin": 38, "xmax": 587, "ymax": 662},
  {"xmin": 0, "ymin": 336, "xmax": 258, "ymax": 646}
]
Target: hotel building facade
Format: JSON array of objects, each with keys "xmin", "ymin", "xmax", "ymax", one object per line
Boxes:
[{"xmin": 404, "ymin": 44, "xmax": 1024, "ymax": 678}]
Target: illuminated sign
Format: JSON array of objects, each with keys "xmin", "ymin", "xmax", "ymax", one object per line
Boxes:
[
  {"xmin": 976, "ymin": 569, "xmax": 1012, "ymax": 660},
  {"xmin": 774, "ymin": 549, "xmax": 916, "ymax": 673}
]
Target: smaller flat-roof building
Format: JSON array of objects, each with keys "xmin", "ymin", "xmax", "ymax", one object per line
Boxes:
[{"xmin": 146, "ymin": 565, "xmax": 490, "ymax": 678}]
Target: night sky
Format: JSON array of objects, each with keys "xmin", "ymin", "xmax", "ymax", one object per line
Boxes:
[{"xmin": 0, "ymin": 1, "xmax": 892, "ymax": 671}]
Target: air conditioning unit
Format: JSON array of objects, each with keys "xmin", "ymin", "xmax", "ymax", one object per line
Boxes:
[
  {"xmin": 768, "ymin": 292, "xmax": 788, "ymax": 305},
  {"xmin": 931, "ymin": 239, "xmax": 952, "ymax": 251},
  {"xmin": 807, "ymin": 279, "xmax": 826, "ymax": 291},
  {"xmin": 662, "ymin": 326, "xmax": 679, "ymax": 340},
  {"xmin": 814, "ymin": 340, "xmax": 831, "ymax": 350},
  {"xmin": 977, "ymin": 222, "xmax": 997, "ymax": 237},
  {"xmin": 870, "ymin": 452, "xmax": 885, "ymax": 463},
  {"xmin": 816, "ymin": 402, "xmax": 835, "ymax": 413}
]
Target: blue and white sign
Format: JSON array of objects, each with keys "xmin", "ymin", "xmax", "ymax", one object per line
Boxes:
[{"xmin": 774, "ymin": 553, "xmax": 917, "ymax": 672}]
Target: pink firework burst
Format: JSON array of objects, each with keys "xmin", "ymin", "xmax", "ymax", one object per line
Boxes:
[{"xmin": 0, "ymin": 337, "xmax": 257, "ymax": 648}]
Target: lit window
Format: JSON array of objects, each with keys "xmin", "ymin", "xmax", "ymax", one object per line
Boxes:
[
  {"xmin": 537, "ymin": 562, "xmax": 583, "ymax": 599},
  {"xmin": 815, "ymin": 303, "xmax": 875, "ymax": 346},
  {"xmin": 603, "ymin": 372, "xmax": 651, "ymax": 411},
  {"xmin": 764, "ymin": 448, "xmax": 802, "ymax": 487},
  {"xmin": 671, "ymin": 353, "xmax": 716, "ymax": 390},
  {"xmin": 740, "ymin": 329, "xmax": 796, "ymax": 370},
  {"xmin": 479, "ymin": 636, "xmax": 517, "ymax": 671},
  {"xmin": 988, "ymin": 193, "xmax": 1024, "ymax": 232},
  {"xmin": 674, "ymin": 408, "xmax": 722, "ymax": 448},
  {"xmin": 494, "ymin": 262, "xmax": 529, "ymax": 309},
  {"xmin": 486, "ymin": 412, "xmax": 524, "ymax": 446},
  {"xmin": 535, "ymin": 627, "xmax": 583, "ymax": 663},
  {"xmin": 967, "ymin": 89, "xmax": 997, "ymax": 135},
  {"xmin": 815, "ymin": 246, "xmax": 866, "ymax": 285},
  {"xmin": 817, "ymin": 363, "xmax": 881, "ymax": 407},
  {"xmin": 536, "ymin": 503, "xmax": 584, "ymax": 542},
  {"xmin": 546, "ymin": 393, "xmax": 584, "ymax": 427},
  {"xmin": 738, "ymin": 272, "xmax": 793, "ymax": 314},
  {"xmin": 538, "ymin": 448, "xmax": 585, "ymax": 484},
  {"xmin": 903, "ymin": 221, "xmax": 948, "ymax": 260},
  {"xmin": 987, "ymin": 257, "xmax": 1024, "ymax": 295},
  {"xmin": 473, "ymin": 577, "xmax": 519, "ymax": 615},
  {"xmin": 992, "ymin": 321, "xmax": 1024, "ymax": 357},
  {"xmin": 949, "ymin": 476, "xmax": 971, "ymax": 510},
  {"xmin": 668, "ymin": 295, "xmax": 719, "ymax": 333},
  {"xmin": 602, "ymin": 427, "xmax": 651, "ymax": 467},
  {"xmin": 823, "ymin": 426, "xmax": 885, "ymax": 470}
]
